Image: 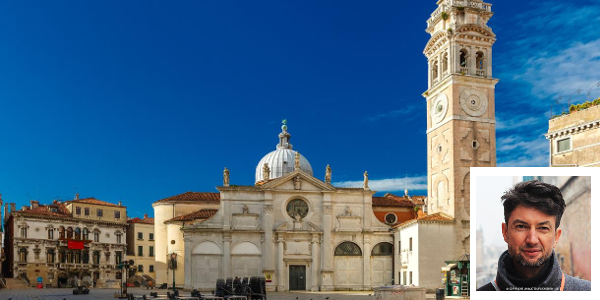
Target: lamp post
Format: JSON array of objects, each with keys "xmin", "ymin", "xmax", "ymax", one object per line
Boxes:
[{"xmin": 170, "ymin": 253, "xmax": 177, "ymax": 292}]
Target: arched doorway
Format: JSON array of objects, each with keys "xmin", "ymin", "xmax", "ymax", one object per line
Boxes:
[
  {"xmin": 371, "ymin": 242, "xmax": 393, "ymax": 286},
  {"xmin": 191, "ymin": 241, "xmax": 223, "ymax": 289},
  {"xmin": 334, "ymin": 242, "xmax": 362, "ymax": 288}
]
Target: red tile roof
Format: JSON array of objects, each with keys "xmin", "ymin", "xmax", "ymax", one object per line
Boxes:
[
  {"xmin": 65, "ymin": 197, "xmax": 123, "ymax": 207},
  {"xmin": 128, "ymin": 217, "xmax": 154, "ymax": 224},
  {"xmin": 166, "ymin": 209, "xmax": 218, "ymax": 222},
  {"xmin": 155, "ymin": 192, "xmax": 220, "ymax": 204},
  {"xmin": 12, "ymin": 203, "xmax": 70, "ymax": 218},
  {"xmin": 373, "ymin": 194, "xmax": 418, "ymax": 207},
  {"xmin": 393, "ymin": 212, "xmax": 454, "ymax": 228}
]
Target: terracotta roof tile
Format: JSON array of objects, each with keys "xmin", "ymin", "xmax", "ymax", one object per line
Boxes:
[
  {"xmin": 155, "ymin": 192, "xmax": 220, "ymax": 204},
  {"xmin": 65, "ymin": 198, "xmax": 123, "ymax": 207},
  {"xmin": 128, "ymin": 217, "xmax": 154, "ymax": 224},
  {"xmin": 167, "ymin": 209, "xmax": 218, "ymax": 222},
  {"xmin": 417, "ymin": 213, "xmax": 453, "ymax": 221},
  {"xmin": 373, "ymin": 194, "xmax": 424, "ymax": 207},
  {"xmin": 12, "ymin": 203, "xmax": 70, "ymax": 218}
]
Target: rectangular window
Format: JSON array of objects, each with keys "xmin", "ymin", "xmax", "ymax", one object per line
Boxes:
[
  {"xmin": 557, "ymin": 138, "xmax": 571, "ymax": 153},
  {"xmin": 149, "ymin": 233, "xmax": 154, "ymax": 240},
  {"xmin": 97, "ymin": 209, "xmax": 103, "ymax": 217},
  {"xmin": 21, "ymin": 227, "xmax": 28, "ymax": 238},
  {"xmin": 403, "ymin": 271, "xmax": 407, "ymax": 285},
  {"xmin": 48, "ymin": 229, "xmax": 54, "ymax": 240},
  {"xmin": 84, "ymin": 207, "xmax": 90, "ymax": 216},
  {"xmin": 94, "ymin": 232, "xmax": 100, "ymax": 243},
  {"xmin": 149, "ymin": 265, "xmax": 154, "ymax": 272},
  {"xmin": 75, "ymin": 207, "xmax": 81, "ymax": 215},
  {"xmin": 138, "ymin": 232, "xmax": 143, "ymax": 240},
  {"xmin": 114, "ymin": 211, "xmax": 120, "ymax": 219},
  {"xmin": 138, "ymin": 265, "xmax": 144, "ymax": 272},
  {"xmin": 409, "ymin": 237, "xmax": 413, "ymax": 251},
  {"xmin": 115, "ymin": 251, "xmax": 122, "ymax": 265},
  {"xmin": 410, "ymin": 271, "xmax": 413, "ymax": 284},
  {"xmin": 149, "ymin": 246, "xmax": 154, "ymax": 257},
  {"xmin": 116, "ymin": 272, "xmax": 122, "ymax": 280},
  {"xmin": 138, "ymin": 246, "xmax": 143, "ymax": 256},
  {"xmin": 398, "ymin": 241, "xmax": 401, "ymax": 253}
]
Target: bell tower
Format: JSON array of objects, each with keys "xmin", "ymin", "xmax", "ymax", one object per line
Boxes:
[{"xmin": 424, "ymin": 0, "xmax": 498, "ymax": 253}]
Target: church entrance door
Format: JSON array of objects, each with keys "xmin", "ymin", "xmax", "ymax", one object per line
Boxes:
[{"xmin": 289, "ymin": 265, "xmax": 306, "ymax": 291}]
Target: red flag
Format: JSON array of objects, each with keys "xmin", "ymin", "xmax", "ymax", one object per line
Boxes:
[{"xmin": 68, "ymin": 240, "xmax": 85, "ymax": 250}]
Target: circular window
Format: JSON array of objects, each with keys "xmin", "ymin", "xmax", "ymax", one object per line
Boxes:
[
  {"xmin": 286, "ymin": 199, "xmax": 309, "ymax": 219},
  {"xmin": 385, "ymin": 213, "xmax": 397, "ymax": 224}
]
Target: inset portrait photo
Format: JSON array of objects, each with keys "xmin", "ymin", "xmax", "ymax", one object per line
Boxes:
[{"xmin": 470, "ymin": 167, "xmax": 596, "ymax": 299}]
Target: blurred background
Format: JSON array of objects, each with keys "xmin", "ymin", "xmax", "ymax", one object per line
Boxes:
[{"xmin": 475, "ymin": 176, "xmax": 591, "ymax": 289}]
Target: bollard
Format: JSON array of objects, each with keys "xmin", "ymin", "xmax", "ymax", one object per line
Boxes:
[{"xmin": 436, "ymin": 288, "xmax": 445, "ymax": 300}]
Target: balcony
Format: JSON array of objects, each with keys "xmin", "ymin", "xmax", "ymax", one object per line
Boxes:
[{"xmin": 476, "ymin": 70, "xmax": 486, "ymax": 77}]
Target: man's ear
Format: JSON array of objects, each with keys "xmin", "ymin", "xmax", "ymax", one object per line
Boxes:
[
  {"xmin": 553, "ymin": 228, "xmax": 562, "ymax": 247},
  {"xmin": 502, "ymin": 223, "xmax": 508, "ymax": 243}
]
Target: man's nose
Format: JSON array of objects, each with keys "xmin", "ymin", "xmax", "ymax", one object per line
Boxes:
[{"xmin": 525, "ymin": 228, "xmax": 540, "ymax": 245}]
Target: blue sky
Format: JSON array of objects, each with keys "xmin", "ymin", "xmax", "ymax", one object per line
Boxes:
[{"xmin": 1, "ymin": 0, "xmax": 599, "ymax": 218}]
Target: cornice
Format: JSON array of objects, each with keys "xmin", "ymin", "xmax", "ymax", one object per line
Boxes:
[{"xmin": 545, "ymin": 119, "xmax": 600, "ymax": 139}]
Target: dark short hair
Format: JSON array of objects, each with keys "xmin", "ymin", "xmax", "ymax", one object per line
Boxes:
[{"xmin": 501, "ymin": 180, "xmax": 566, "ymax": 229}]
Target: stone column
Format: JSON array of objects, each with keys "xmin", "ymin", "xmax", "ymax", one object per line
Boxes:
[
  {"xmin": 487, "ymin": 48, "xmax": 493, "ymax": 78},
  {"xmin": 311, "ymin": 234, "xmax": 319, "ymax": 291},
  {"xmin": 276, "ymin": 236, "xmax": 285, "ymax": 291},
  {"xmin": 223, "ymin": 235, "xmax": 231, "ymax": 278},
  {"xmin": 183, "ymin": 232, "xmax": 193, "ymax": 289},
  {"xmin": 469, "ymin": 46, "xmax": 476, "ymax": 75},
  {"xmin": 262, "ymin": 201, "xmax": 274, "ymax": 271},
  {"xmin": 362, "ymin": 236, "xmax": 371, "ymax": 290}
]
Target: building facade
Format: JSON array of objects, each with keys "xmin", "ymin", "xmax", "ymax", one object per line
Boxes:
[
  {"xmin": 126, "ymin": 214, "xmax": 156, "ymax": 284},
  {"xmin": 153, "ymin": 124, "xmax": 398, "ymax": 291},
  {"xmin": 2, "ymin": 196, "xmax": 127, "ymax": 288},
  {"xmin": 546, "ymin": 104, "xmax": 600, "ymax": 167}
]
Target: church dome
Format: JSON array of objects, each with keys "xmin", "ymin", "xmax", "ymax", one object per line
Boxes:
[{"xmin": 255, "ymin": 122, "xmax": 313, "ymax": 183}]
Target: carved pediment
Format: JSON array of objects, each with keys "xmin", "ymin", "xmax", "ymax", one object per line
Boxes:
[
  {"xmin": 275, "ymin": 220, "xmax": 322, "ymax": 232},
  {"xmin": 260, "ymin": 170, "xmax": 336, "ymax": 192}
]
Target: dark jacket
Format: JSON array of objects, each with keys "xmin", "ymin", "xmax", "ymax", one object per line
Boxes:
[{"xmin": 478, "ymin": 250, "xmax": 590, "ymax": 291}]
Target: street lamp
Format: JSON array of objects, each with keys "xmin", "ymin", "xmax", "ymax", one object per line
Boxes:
[
  {"xmin": 170, "ymin": 253, "xmax": 177, "ymax": 292},
  {"xmin": 119, "ymin": 259, "xmax": 134, "ymax": 297}
]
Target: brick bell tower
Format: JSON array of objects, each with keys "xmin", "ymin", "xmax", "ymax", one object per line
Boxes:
[{"xmin": 424, "ymin": 0, "xmax": 498, "ymax": 255}]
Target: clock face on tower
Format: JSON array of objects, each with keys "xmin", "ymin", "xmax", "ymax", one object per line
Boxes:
[
  {"xmin": 460, "ymin": 88, "xmax": 488, "ymax": 117},
  {"xmin": 431, "ymin": 93, "xmax": 448, "ymax": 124}
]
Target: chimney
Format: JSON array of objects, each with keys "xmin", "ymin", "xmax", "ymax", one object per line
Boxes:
[
  {"xmin": 21, "ymin": 205, "xmax": 28, "ymax": 211},
  {"xmin": 75, "ymin": 193, "xmax": 79, "ymax": 200},
  {"xmin": 144, "ymin": 213, "xmax": 148, "ymax": 219},
  {"xmin": 30, "ymin": 200, "xmax": 39, "ymax": 209},
  {"xmin": 10, "ymin": 203, "xmax": 16, "ymax": 213}
]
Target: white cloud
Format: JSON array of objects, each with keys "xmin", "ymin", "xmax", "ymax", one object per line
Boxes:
[
  {"xmin": 334, "ymin": 175, "xmax": 427, "ymax": 193},
  {"xmin": 363, "ymin": 104, "xmax": 420, "ymax": 122},
  {"xmin": 497, "ymin": 134, "xmax": 549, "ymax": 167},
  {"xmin": 496, "ymin": 115, "xmax": 543, "ymax": 132}
]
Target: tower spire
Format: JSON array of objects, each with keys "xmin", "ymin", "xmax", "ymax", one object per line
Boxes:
[{"xmin": 277, "ymin": 119, "xmax": 293, "ymax": 150}]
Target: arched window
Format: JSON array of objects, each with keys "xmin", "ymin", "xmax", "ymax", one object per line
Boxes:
[
  {"xmin": 442, "ymin": 52, "xmax": 449, "ymax": 74},
  {"xmin": 93, "ymin": 230, "xmax": 100, "ymax": 242},
  {"xmin": 476, "ymin": 51, "xmax": 484, "ymax": 70},
  {"xmin": 48, "ymin": 228, "xmax": 54, "ymax": 240},
  {"xmin": 67, "ymin": 227, "xmax": 73, "ymax": 239},
  {"xmin": 47, "ymin": 248, "xmax": 55, "ymax": 263},
  {"xmin": 93, "ymin": 251, "xmax": 101, "ymax": 265},
  {"xmin": 59, "ymin": 227, "xmax": 65, "ymax": 239},
  {"xmin": 75, "ymin": 228, "xmax": 81, "ymax": 240},
  {"xmin": 59, "ymin": 250, "xmax": 66, "ymax": 263},
  {"xmin": 334, "ymin": 242, "xmax": 362, "ymax": 256},
  {"xmin": 431, "ymin": 60, "xmax": 439, "ymax": 82},
  {"xmin": 19, "ymin": 248, "xmax": 28, "ymax": 262},
  {"xmin": 83, "ymin": 228, "xmax": 89, "ymax": 240},
  {"xmin": 459, "ymin": 49, "xmax": 468, "ymax": 70},
  {"xmin": 372, "ymin": 242, "xmax": 394, "ymax": 256}
]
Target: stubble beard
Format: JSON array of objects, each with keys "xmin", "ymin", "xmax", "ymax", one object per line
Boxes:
[{"xmin": 508, "ymin": 247, "xmax": 552, "ymax": 268}]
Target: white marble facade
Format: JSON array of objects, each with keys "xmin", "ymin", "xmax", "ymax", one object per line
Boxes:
[{"xmin": 182, "ymin": 169, "xmax": 394, "ymax": 291}]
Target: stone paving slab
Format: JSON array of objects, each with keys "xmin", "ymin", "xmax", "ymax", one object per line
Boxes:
[{"xmin": 0, "ymin": 288, "xmax": 442, "ymax": 300}]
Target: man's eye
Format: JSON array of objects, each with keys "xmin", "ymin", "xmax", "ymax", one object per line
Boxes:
[
  {"xmin": 539, "ymin": 227, "xmax": 549, "ymax": 231},
  {"xmin": 516, "ymin": 225, "xmax": 526, "ymax": 229}
]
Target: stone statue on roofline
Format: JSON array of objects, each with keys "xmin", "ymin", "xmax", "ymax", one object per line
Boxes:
[
  {"xmin": 223, "ymin": 167, "xmax": 230, "ymax": 186},
  {"xmin": 263, "ymin": 163, "xmax": 270, "ymax": 181},
  {"xmin": 325, "ymin": 164, "xmax": 332, "ymax": 184},
  {"xmin": 294, "ymin": 151, "xmax": 300, "ymax": 170},
  {"xmin": 363, "ymin": 171, "xmax": 369, "ymax": 190}
]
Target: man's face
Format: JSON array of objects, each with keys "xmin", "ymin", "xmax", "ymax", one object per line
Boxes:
[{"xmin": 502, "ymin": 205, "xmax": 561, "ymax": 268}]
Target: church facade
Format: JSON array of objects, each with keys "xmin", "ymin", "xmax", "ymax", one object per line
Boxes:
[{"xmin": 154, "ymin": 124, "xmax": 395, "ymax": 291}]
